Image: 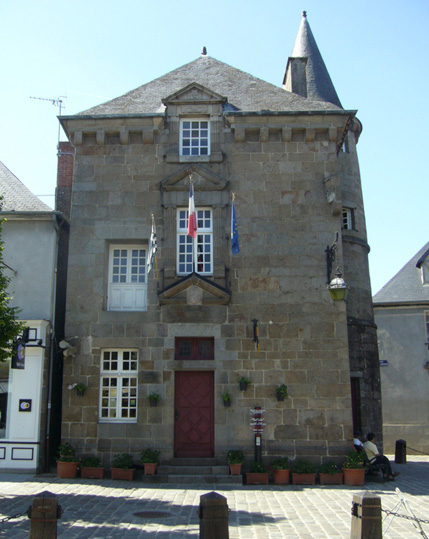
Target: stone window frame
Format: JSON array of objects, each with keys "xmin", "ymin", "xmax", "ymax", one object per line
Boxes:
[
  {"xmin": 107, "ymin": 244, "xmax": 148, "ymax": 312},
  {"xmin": 176, "ymin": 207, "xmax": 213, "ymax": 276},
  {"xmin": 342, "ymin": 207, "xmax": 354, "ymax": 231},
  {"xmin": 99, "ymin": 349, "xmax": 138, "ymax": 423},
  {"xmin": 179, "ymin": 118, "xmax": 210, "ymax": 157}
]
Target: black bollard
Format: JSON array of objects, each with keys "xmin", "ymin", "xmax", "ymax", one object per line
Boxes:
[
  {"xmin": 27, "ymin": 491, "xmax": 62, "ymax": 539},
  {"xmin": 350, "ymin": 491, "xmax": 382, "ymax": 539},
  {"xmin": 199, "ymin": 491, "xmax": 229, "ymax": 539},
  {"xmin": 395, "ymin": 439, "xmax": 406, "ymax": 464}
]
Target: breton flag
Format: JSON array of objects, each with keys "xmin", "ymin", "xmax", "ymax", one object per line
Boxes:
[
  {"xmin": 147, "ymin": 215, "xmax": 157, "ymax": 276},
  {"xmin": 231, "ymin": 196, "xmax": 240, "ymax": 254},
  {"xmin": 187, "ymin": 184, "xmax": 197, "ymax": 238}
]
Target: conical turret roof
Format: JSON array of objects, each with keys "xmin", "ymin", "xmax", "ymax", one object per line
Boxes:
[{"xmin": 286, "ymin": 11, "xmax": 342, "ymax": 108}]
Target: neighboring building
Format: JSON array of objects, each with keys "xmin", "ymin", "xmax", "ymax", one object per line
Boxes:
[
  {"xmin": 374, "ymin": 242, "xmax": 429, "ymax": 454},
  {"xmin": 0, "ymin": 162, "xmax": 67, "ymax": 471},
  {"xmin": 58, "ymin": 13, "xmax": 381, "ymax": 467}
]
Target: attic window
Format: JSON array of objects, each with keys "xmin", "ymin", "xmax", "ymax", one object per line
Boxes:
[{"xmin": 180, "ymin": 119, "xmax": 210, "ymax": 156}]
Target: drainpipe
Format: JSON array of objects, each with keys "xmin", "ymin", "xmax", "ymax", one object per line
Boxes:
[{"xmin": 44, "ymin": 212, "xmax": 65, "ymax": 471}]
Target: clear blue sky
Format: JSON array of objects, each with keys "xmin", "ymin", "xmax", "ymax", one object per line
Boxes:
[{"xmin": 1, "ymin": 0, "xmax": 427, "ymax": 294}]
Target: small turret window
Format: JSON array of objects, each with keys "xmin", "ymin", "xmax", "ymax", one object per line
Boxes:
[{"xmin": 342, "ymin": 207, "xmax": 354, "ymax": 230}]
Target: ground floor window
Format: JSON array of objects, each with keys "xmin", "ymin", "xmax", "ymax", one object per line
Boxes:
[{"xmin": 99, "ymin": 350, "xmax": 138, "ymax": 421}]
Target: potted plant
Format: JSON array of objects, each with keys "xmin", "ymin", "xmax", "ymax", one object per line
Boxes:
[
  {"xmin": 276, "ymin": 384, "xmax": 288, "ymax": 401},
  {"xmin": 140, "ymin": 448, "xmax": 161, "ymax": 475},
  {"xmin": 227, "ymin": 450, "xmax": 245, "ymax": 475},
  {"xmin": 222, "ymin": 391, "xmax": 232, "ymax": 407},
  {"xmin": 246, "ymin": 461, "xmax": 269, "ymax": 485},
  {"xmin": 318, "ymin": 462, "xmax": 343, "ymax": 485},
  {"xmin": 290, "ymin": 459, "xmax": 317, "ymax": 485},
  {"xmin": 271, "ymin": 457, "xmax": 290, "ymax": 485},
  {"xmin": 56, "ymin": 442, "xmax": 79, "ymax": 478},
  {"xmin": 68, "ymin": 382, "xmax": 88, "ymax": 397},
  {"xmin": 111, "ymin": 453, "xmax": 135, "ymax": 481},
  {"xmin": 238, "ymin": 376, "xmax": 250, "ymax": 391},
  {"xmin": 81, "ymin": 455, "xmax": 104, "ymax": 479},
  {"xmin": 148, "ymin": 392, "xmax": 160, "ymax": 407},
  {"xmin": 342, "ymin": 451, "xmax": 366, "ymax": 486}
]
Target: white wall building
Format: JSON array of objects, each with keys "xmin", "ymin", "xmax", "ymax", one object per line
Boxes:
[{"xmin": 0, "ymin": 161, "xmax": 67, "ymax": 471}]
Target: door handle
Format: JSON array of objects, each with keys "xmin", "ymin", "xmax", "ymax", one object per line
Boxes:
[{"xmin": 175, "ymin": 409, "xmax": 178, "ymax": 420}]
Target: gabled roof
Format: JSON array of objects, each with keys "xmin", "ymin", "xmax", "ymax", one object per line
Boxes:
[
  {"xmin": 373, "ymin": 242, "xmax": 429, "ymax": 305},
  {"xmin": 0, "ymin": 162, "xmax": 52, "ymax": 212},
  {"xmin": 286, "ymin": 12, "xmax": 342, "ymax": 108},
  {"xmin": 76, "ymin": 55, "xmax": 343, "ymax": 117}
]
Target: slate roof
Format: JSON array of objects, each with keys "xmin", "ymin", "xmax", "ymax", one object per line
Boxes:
[
  {"xmin": 0, "ymin": 161, "xmax": 52, "ymax": 212},
  {"xmin": 77, "ymin": 55, "xmax": 343, "ymax": 117},
  {"xmin": 288, "ymin": 12, "xmax": 342, "ymax": 108},
  {"xmin": 373, "ymin": 242, "xmax": 429, "ymax": 305}
]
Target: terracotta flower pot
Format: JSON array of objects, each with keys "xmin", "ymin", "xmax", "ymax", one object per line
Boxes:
[
  {"xmin": 291, "ymin": 473, "xmax": 316, "ymax": 485},
  {"xmin": 343, "ymin": 468, "xmax": 365, "ymax": 486},
  {"xmin": 245, "ymin": 472, "xmax": 269, "ymax": 485},
  {"xmin": 143, "ymin": 463, "xmax": 158, "ymax": 475},
  {"xmin": 57, "ymin": 461, "xmax": 79, "ymax": 479},
  {"xmin": 81, "ymin": 466, "xmax": 104, "ymax": 479},
  {"xmin": 229, "ymin": 463, "xmax": 243, "ymax": 475},
  {"xmin": 273, "ymin": 469, "xmax": 290, "ymax": 485},
  {"xmin": 111, "ymin": 468, "xmax": 135, "ymax": 481},
  {"xmin": 319, "ymin": 472, "xmax": 343, "ymax": 485}
]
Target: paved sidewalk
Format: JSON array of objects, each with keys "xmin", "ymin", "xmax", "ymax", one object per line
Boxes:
[{"xmin": 1, "ymin": 456, "xmax": 428, "ymax": 538}]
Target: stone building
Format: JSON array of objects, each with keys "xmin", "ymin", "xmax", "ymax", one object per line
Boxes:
[
  {"xmin": 374, "ymin": 242, "xmax": 429, "ymax": 454},
  {"xmin": 59, "ymin": 13, "xmax": 381, "ymax": 468},
  {"xmin": 0, "ymin": 162, "xmax": 67, "ymax": 471}
]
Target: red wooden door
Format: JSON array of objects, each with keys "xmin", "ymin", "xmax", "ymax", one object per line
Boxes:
[{"xmin": 174, "ymin": 371, "xmax": 214, "ymax": 458}]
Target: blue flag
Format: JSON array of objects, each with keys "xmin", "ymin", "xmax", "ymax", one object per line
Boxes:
[{"xmin": 231, "ymin": 200, "xmax": 240, "ymax": 255}]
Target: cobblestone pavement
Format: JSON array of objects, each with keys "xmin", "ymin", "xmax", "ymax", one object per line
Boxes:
[{"xmin": 1, "ymin": 456, "xmax": 428, "ymax": 538}]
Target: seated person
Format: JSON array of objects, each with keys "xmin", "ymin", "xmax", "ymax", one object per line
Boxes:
[
  {"xmin": 363, "ymin": 432, "xmax": 399, "ymax": 481},
  {"xmin": 353, "ymin": 430, "xmax": 364, "ymax": 452}
]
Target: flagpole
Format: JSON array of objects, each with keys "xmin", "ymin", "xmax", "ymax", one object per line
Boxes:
[
  {"xmin": 190, "ymin": 175, "xmax": 195, "ymax": 273},
  {"xmin": 152, "ymin": 214, "xmax": 159, "ymax": 287}
]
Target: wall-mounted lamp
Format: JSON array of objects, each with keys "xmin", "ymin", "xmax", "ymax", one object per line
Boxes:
[
  {"xmin": 325, "ymin": 233, "xmax": 348, "ymax": 301},
  {"xmin": 328, "ymin": 268, "xmax": 349, "ymax": 301}
]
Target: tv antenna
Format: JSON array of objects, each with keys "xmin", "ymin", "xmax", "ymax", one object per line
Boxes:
[{"xmin": 30, "ymin": 95, "xmax": 67, "ymax": 145}]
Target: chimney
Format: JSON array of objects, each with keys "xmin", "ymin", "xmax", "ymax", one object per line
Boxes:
[
  {"xmin": 55, "ymin": 141, "xmax": 74, "ymax": 220},
  {"xmin": 283, "ymin": 57, "xmax": 308, "ymax": 98}
]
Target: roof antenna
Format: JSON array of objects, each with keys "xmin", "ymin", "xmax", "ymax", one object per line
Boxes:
[
  {"xmin": 30, "ymin": 95, "xmax": 67, "ymax": 148},
  {"xmin": 201, "ymin": 46, "xmax": 207, "ymax": 56}
]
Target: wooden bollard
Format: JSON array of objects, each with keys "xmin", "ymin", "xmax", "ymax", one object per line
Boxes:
[
  {"xmin": 198, "ymin": 491, "xmax": 229, "ymax": 539},
  {"xmin": 350, "ymin": 491, "xmax": 382, "ymax": 539},
  {"xmin": 27, "ymin": 491, "xmax": 62, "ymax": 539}
]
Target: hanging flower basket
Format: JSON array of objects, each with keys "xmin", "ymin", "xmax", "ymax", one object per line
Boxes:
[{"xmin": 68, "ymin": 383, "xmax": 88, "ymax": 397}]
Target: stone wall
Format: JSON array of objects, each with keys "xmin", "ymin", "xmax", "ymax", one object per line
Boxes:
[{"xmin": 62, "ymin": 111, "xmax": 360, "ymax": 465}]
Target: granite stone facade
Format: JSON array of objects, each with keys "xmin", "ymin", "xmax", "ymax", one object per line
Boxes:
[{"xmin": 59, "ymin": 14, "xmax": 381, "ymax": 466}]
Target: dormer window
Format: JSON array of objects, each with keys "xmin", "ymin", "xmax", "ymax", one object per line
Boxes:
[{"xmin": 180, "ymin": 119, "xmax": 210, "ymax": 156}]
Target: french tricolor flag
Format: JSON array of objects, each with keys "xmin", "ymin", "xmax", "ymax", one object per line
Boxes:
[{"xmin": 187, "ymin": 184, "xmax": 197, "ymax": 238}]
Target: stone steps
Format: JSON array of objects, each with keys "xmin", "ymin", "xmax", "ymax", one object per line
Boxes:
[{"xmin": 136, "ymin": 457, "xmax": 242, "ymax": 485}]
